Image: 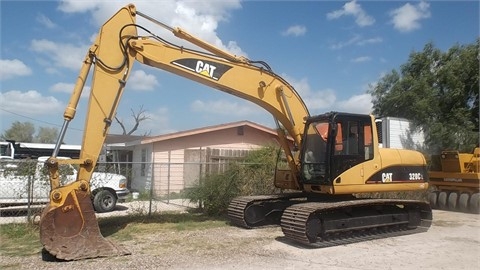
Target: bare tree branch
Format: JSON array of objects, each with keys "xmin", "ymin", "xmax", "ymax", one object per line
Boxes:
[
  {"xmin": 115, "ymin": 116, "xmax": 127, "ymax": 135},
  {"xmin": 115, "ymin": 105, "xmax": 151, "ymax": 135}
]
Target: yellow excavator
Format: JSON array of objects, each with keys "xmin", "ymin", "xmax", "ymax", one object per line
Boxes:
[{"xmin": 40, "ymin": 4, "xmax": 432, "ymax": 260}]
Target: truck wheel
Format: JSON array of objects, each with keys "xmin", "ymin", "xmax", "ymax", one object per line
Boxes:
[
  {"xmin": 447, "ymin": 192, "xmax": 458, "ymax": 210},
  {"xmin": 458, "ymin": 193, "xmax": 470, "ymax": 212},
  {"xmin": 470, "ymin": 193, "xmax": 480, "ymax": 214},
  {"xmin": 93, "ymin": 190, "xmax": 117, "ymax": 213},
  {"xmin": 438, "ymin": 192, "xmax": 448, "ymax": 210}
]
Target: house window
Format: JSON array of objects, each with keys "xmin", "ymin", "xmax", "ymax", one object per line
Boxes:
[
  {"xmin": 206, "ymin": 148, "xmax": 249, "ymax": 174},
  {"xmin": 237, "ymin": 126, "xmax": 244, "ymax": 136},
  {"xmin": 141, "ymin": 148, "xmax": 147, "ymax": 177}
]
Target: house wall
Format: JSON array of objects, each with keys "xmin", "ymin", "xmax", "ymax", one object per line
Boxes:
[
  {"xmin": 151, "ymin": 150, "xmax": 185, "ymax": 196},
  {"xmin": 183, "ymin": 148, "xmax": 206, "ymax": 190},
  {"xmin": 130, "ymin": 125, "xmax": 280, "ymax": 196},
  {"xmin": 130, "ymin": 143, "xmax": 153, "ymax": 192}
]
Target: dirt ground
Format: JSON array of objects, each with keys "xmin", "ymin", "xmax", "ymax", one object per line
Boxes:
[{"xmin": 1, "ymin": 206, "xmax": 479, "ymax": 270}]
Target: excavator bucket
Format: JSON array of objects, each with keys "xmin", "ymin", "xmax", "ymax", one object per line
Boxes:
[{"xmin": 40, "ymin": 187, "xmax": 130, "ymax": 261}]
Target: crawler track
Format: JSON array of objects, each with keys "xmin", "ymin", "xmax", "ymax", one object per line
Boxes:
[
  {"xmin": 227, "ymin": 194, "xmax": 304, "ymax": 228},
  {"xmin": 228, "ymin": 196, "xmax": 432, "ymax": 247},
  {"xmin": 281, "ymin": 199, "xmax": 432, "ymax": 247}
]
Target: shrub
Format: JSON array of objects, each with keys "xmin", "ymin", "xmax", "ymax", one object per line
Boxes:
[{"xmin": 185, "ymin": 145, "xmax": 281, "ymax": 216}]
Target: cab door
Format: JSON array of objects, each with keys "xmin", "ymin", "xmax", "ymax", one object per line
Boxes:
[{"xmin": 330, "ymin": 114, "xmax": 374, "ymax": 181}]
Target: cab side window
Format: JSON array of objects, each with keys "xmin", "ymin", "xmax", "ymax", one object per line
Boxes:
[{"xmin": 333, "ymin": 119, "xmax": 373, "ymax": 160}]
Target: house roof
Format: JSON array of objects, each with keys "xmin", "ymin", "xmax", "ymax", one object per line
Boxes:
[
  {"xmin": 140, "ymin": 120, "xmax": 281, "ymax": 145},
  {"xmin": 106, "ymin": 134, "xmax": 150, "ymax": 146}
]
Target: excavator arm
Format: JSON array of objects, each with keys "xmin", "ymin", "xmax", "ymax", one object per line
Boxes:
[
  {"xmin": 40, "ymin": 5, "xmax": 138, "ymax": 261},
  {"xmin": 40, "ymin": 4, "xmax": 309, "ymax": 260}
]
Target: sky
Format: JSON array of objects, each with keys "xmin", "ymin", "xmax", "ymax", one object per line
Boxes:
[{"xmin": 0, "ymin": 0, "xmax": 479, "ymax": 144}]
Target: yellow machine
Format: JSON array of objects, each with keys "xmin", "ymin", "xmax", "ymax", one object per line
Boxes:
[
  {"xmin": 40, "ymin": 4, "xmax": 432, "ymax": 260},
  {"xmin": 429, "ymin": 148, "xmax": 480, "ymax": 213}
]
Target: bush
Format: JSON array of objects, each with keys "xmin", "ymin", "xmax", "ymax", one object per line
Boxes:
[{"xmin": 185, "ymin": 145, "xmax": 281, "ymax": 216}]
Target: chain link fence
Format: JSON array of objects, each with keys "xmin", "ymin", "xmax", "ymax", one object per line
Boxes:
[{"xmin": 0, "ymin": 158, "xmax": 246, "ymax": 223}]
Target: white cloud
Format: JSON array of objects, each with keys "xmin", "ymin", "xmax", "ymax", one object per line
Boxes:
[
  {"xmin": 283, "ymin": 76, "xmax": 336, "ymax": 112},
  {"xmin": 0, "ymin": 59, "xmax": 32, "ymax": 81},
  {"xmin": 304, "ymin": 89, "xmax": 338, "ymax": 112},
  {"xmin": 49, "ymin": 82, "xmax": 91, "ymax": 98},
  {"xmin": 225, "ymin": 41, "xmax": 245, "ymax": 58},
  {"xmin": 36, "ymin": 13, "xmax": 56, "ymax": 29},
  {"xmin": 142, "ymin": 107, "xmax": 173, "ymax": 135},
  {"xmin": 283, "ymin": 75, "xmax": 372, "ymax": 115},
  {"xmin": 0, "ymin": 90, "xmax": 64, "ymax": 115},
  {"xmin": 357, "ymin": 37, "xmax": 383, "ymax": 46},
  {"xmin": 191, "ymin": 99, "xmax": 260, "ymax": 117},
  {"xmin": 127, "ymin": 70, "xmax": 159, "ymax": 91},
  {"xmin": 30, "ymin": 39, "xmax": 87, "ymax": 72},
  {"xmin": 330, "ymin": 35, "xmax": 361, "ymax": 50},
  {"xmin": 56, "ymin": 0, "xmax": 245, "ymax": 58},
  {"xmin": 188, "ymin": 74, "xmax": 371, "ymax": 123},
  {"xmin": 282, "ymin": 25, "xmax": 307, "ymax": 37},
  {"xmin": 186, "ymin": 73, "xmax": 373, "ymax": 126},
  {"xmin": 330, "ymin": 35, "xmax": 383, "ymax": 50},
  {"xmin": 170, "ymin": 1, "xmax": 247, "ymax": 57},
  {"xmin": 327, "ymin": 0, "xmax": 375, "ymax": 27},
  {"xmin": 49, "ymin": 71, "xmax": 158, "ymax": 98},
  {"xmin": 57, "ymin": 1, "xmax": 100, "ymax": 13},
  {"xmin": 336, "ymin": 94, "xmax": 373, "ymax": 114},
  {"xmin": 390, "ymin": 1, "xmax": 431, "ymax": 32},
  {"xmin": 49, "ymin": 82, "xmax": 74, "ymax": 94},
  {"xmin": 351, "ymin": 56, "xmax": 371, "ymax": 63}
]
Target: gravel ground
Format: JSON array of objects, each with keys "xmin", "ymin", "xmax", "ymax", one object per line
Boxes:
[{"xmin": 1, "ymin": 202, "xmax": 479, "ymax": 270}]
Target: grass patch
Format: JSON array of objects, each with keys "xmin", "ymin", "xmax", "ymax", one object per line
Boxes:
[
  {"xmin": 0, "ymin": 212, "xmax": 228, "ymax": 257},
  {"xmin": 0, "ymin": 223, "xmax": 41, "ymax": 257},
  {"xmin": 99, "ymin": 212, "xmax": 228, "ymax": 241}
]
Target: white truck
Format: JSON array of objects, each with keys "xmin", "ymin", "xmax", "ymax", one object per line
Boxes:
[
  {"xmin": 376, "ymin": 117, "xmax": 425, "ymax": 150},
  {"xmin": 0, "ymin": 141, "xmax": 14, "ymax": 159},
  {"xmin": 0, "ymin": 157, "xmax": 129, "ymax": 212}
]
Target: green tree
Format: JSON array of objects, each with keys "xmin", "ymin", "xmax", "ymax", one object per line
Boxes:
[
  {"xmin": 369, "ymin": 39, "xmax": 479, "ymax": 154},
  {"xmin": 36, "ymin": 127, "xmax": 58, "ymax": 143},
  {"xmin": 1, "ymin": 121, "xmax": 59, "ymax": 143},
  {"xmin": 1, "ymin": 121, "xmax": 35, "ymax": 142}
]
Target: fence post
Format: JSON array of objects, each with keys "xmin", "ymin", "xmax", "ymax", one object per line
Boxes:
[
  {"xmin": 27, "ymin": 173, "xmax": 33, "ymax": 223},
  {"xmin": 148, "ymin": 161, "xmax": 154, "ymax": 216},
  {"xmin": 167, "ymin": 152, "xmax": 171, "ymax": 204}
]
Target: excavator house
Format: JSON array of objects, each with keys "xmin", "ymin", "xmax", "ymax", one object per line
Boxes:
[{"xmin": 39, "ymin": 4, "xmax": 432, "ymax": 260}]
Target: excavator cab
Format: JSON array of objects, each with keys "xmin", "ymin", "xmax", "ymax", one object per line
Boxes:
[{"xmin": 300, "ymin": 112, "xmax": 374, "ymax": 185}]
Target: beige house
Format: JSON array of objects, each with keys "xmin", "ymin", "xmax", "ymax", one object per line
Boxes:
[{"xmin": 109, "ymin": 121, "xmax": 288, "ymax": 196}]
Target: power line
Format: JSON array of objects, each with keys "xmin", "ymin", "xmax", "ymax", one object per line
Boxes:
[{"xmin": 0, "ymin": 107, "xmax": 84, "ymax": 132}]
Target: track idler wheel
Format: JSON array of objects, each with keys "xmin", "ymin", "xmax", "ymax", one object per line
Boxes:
[{"xmin": 40, "ymin": 187, "xmax": 130, "ymax": 261}]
